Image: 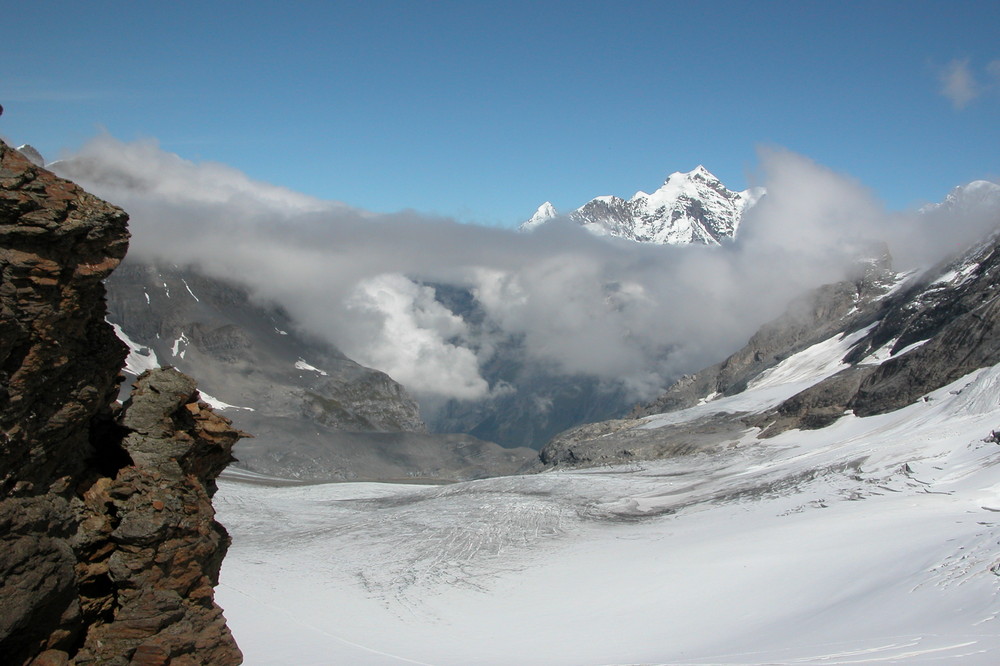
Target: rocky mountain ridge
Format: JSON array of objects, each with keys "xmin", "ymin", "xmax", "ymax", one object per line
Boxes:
[
  {"xmin": 521, "ymin": 165, "xmax": 762, "ymax": 245},
  {"xmin": 0, "ymin": 140, "xmax": 242, "ymax": 664}
]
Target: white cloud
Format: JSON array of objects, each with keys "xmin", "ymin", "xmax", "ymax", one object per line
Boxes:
[
  {"xmin": 52, "ymin": 136, "xmax": 994, "ymax": 408},
  {"xmin": 340, "ymin": 274, "xmax": 489, "ymax": 400},
  {"xmin": 939, "ymin": 58, "xmax": 980, "ymax": 110}
]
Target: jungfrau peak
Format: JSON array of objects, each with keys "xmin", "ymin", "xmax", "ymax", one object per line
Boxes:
[{"xmin": 521, "ymin": 166, "xmax": 763, "ymax": 245}]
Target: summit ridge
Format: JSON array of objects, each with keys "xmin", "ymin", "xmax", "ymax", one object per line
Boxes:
[{"xmin": 521, "ymin": 166, "xmax": 762, "ymax": 245}]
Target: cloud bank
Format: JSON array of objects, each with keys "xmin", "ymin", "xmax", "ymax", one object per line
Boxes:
[{"xmin": 53, "ymin": 136, "xmax": 997, "ymax": 406}]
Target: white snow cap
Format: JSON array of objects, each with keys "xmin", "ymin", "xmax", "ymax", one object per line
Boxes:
[
  {"xmin": 685, "ymin": 164, "xmax": 714, "ymax": 179},
  {"xmin": 520, "ymin": 165, "xmax": 759, "ymax": 245},
  {"xmin": 521, "ymin": 201, "xmax": 559, "ymax": 230}
]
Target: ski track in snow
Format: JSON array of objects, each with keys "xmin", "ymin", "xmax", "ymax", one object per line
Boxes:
[{"xmin": 215, "ymin": 330, "xmax": 1000, "ymax": 665}]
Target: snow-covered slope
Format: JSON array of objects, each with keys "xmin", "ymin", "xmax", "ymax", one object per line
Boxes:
[
  {"xmin": 920, "ymin": 179, "xmax": 1000, "ymax": 216},
  {"xmin": 523, "ymin": 201, "xmax": 557, "ymax": 229},
  {"xmin": 215, "ymin": 204, "xmax": 1000, "ymax": 664},
  {"xmin": 521, "ymin": 166, "xmax": 763, "ymax": 245},
  {"xmin": 215, "ymin": 342, "xmax": 1000, "ymax": 664}
]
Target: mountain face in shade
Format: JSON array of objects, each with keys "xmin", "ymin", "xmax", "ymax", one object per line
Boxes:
[
  {"xmin": 521, "ymin": 166, "xmax": 763, "ymax": 245},
  {"xmin": 539, "ymin": 189, "xmax": 1000, "ymax": 467},
  {"xmin": 104, "ymin": 259, "xmax": 539, "ymax": 481}
]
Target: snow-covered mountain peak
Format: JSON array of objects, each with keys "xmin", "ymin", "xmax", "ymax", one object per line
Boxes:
[
  {"xmin": 952, "ymin": 179, "xmax": 1000, "ymax": 206},
  {"xmin": 943, "ymin": 179, "xmax": 1000, "ymax": 204},
  {"xmin": 640, "ymin": 165, "xmax": 727, "ymax": 210},
  {"xmin": 670, "ymin": 164, "xmax": 714, "ymax": 184},
  {"xmin": 921, "ymin": 179, "xmax": 1000, "ymax": 215},
  {"xmin": 521, "ymin": 165, "xmax": 761, "ymax": 246},
  {"xmin": 522, "ymin": 201, "xmax": 558, "ymax": 230}
]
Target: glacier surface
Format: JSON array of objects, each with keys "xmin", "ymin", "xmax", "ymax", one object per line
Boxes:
[{"xmin": 215, "ymin": 335, "xmax": 1000, "ymax": 664}]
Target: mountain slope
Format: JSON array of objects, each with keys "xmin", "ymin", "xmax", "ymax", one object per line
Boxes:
[
  {"xmin": 541, "ymin": 184, "xmax": 1000, "ymax": 466},
  {"xmin": 521, "ymin": 166, "xmax": 762, "ymax": 245},
  {"xmin": 105, "ymin": 260, "xmax": 538, "ymax": 481},
  {"xmin": 215, "ymin": 349, "xmax": 1000, "ymax": 664},
  {"xmin": 213, "ymin": 184, "xmax": 1000, "ymax": 664}
]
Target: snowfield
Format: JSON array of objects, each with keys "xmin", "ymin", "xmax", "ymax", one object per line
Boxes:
[{"xmin": 215, "ymin": 339, "xmax": 1000, "ymax": 664}]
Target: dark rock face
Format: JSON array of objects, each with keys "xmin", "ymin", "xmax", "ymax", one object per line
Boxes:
[
  {"xmin": 0, "ymin": 140, "xmax": 129, "ymax": 493},
  {"xmin": 844, "ymin": 231, "xmax": 1000, "ymax": 416},
  {"xmin": 761, "ymin": 225, "xmax": 1000, "ymax": 430},
  {"xmin": 70, "ymin": 368, "xmax": 243, "ymax": 665},
  {"xmin": 0, "ymin": 141, "xmax": 242, "ymax": 665}
]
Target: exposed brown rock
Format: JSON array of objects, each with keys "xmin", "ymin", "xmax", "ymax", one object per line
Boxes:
[
  {"xmin": 68, "ymin": 368, "xmax": 244, "ymax": 666},
  {"xmin": 0, "ymin": 140, "xmax": 128, "ymax": 494},
  {"xmin": 0, "ymin": 140, "xmax": 242, "ymax": 664}
]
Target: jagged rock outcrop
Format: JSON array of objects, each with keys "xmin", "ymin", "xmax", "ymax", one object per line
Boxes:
[
  {"xmin": 71, "ymin": 368, "xmax": 243, "ymax": 665},
  {"xmin": 0, "ymin": 141, "xmax": 129, "ymax": 492},
  {"xmin": 0, "ymin": 140, "xmax": 242, "ymax": 665}
]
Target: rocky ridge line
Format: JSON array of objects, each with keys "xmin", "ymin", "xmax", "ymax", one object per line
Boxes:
[
  {"xmin": 0, "ymin": 140, "xmax": 242, "ymax": 665},
  {"xmin": 521, "ymin": 166, "xmax": 761, "ymax": 245}
]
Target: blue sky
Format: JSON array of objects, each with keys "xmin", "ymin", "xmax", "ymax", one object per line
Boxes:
[{"xmin": 3, "ymin": 1, "xmax": 999, "ymax": 226}]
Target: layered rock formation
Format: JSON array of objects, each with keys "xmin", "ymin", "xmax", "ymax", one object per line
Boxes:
[{"xmin": 0, "ymin": 141, "xmax": 242, "ymax": 664}]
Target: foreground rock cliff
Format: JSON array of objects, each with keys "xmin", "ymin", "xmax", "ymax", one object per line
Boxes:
[{"xmin": 0, "ymin": 141, "xmax": 242, "ymax": 664}]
